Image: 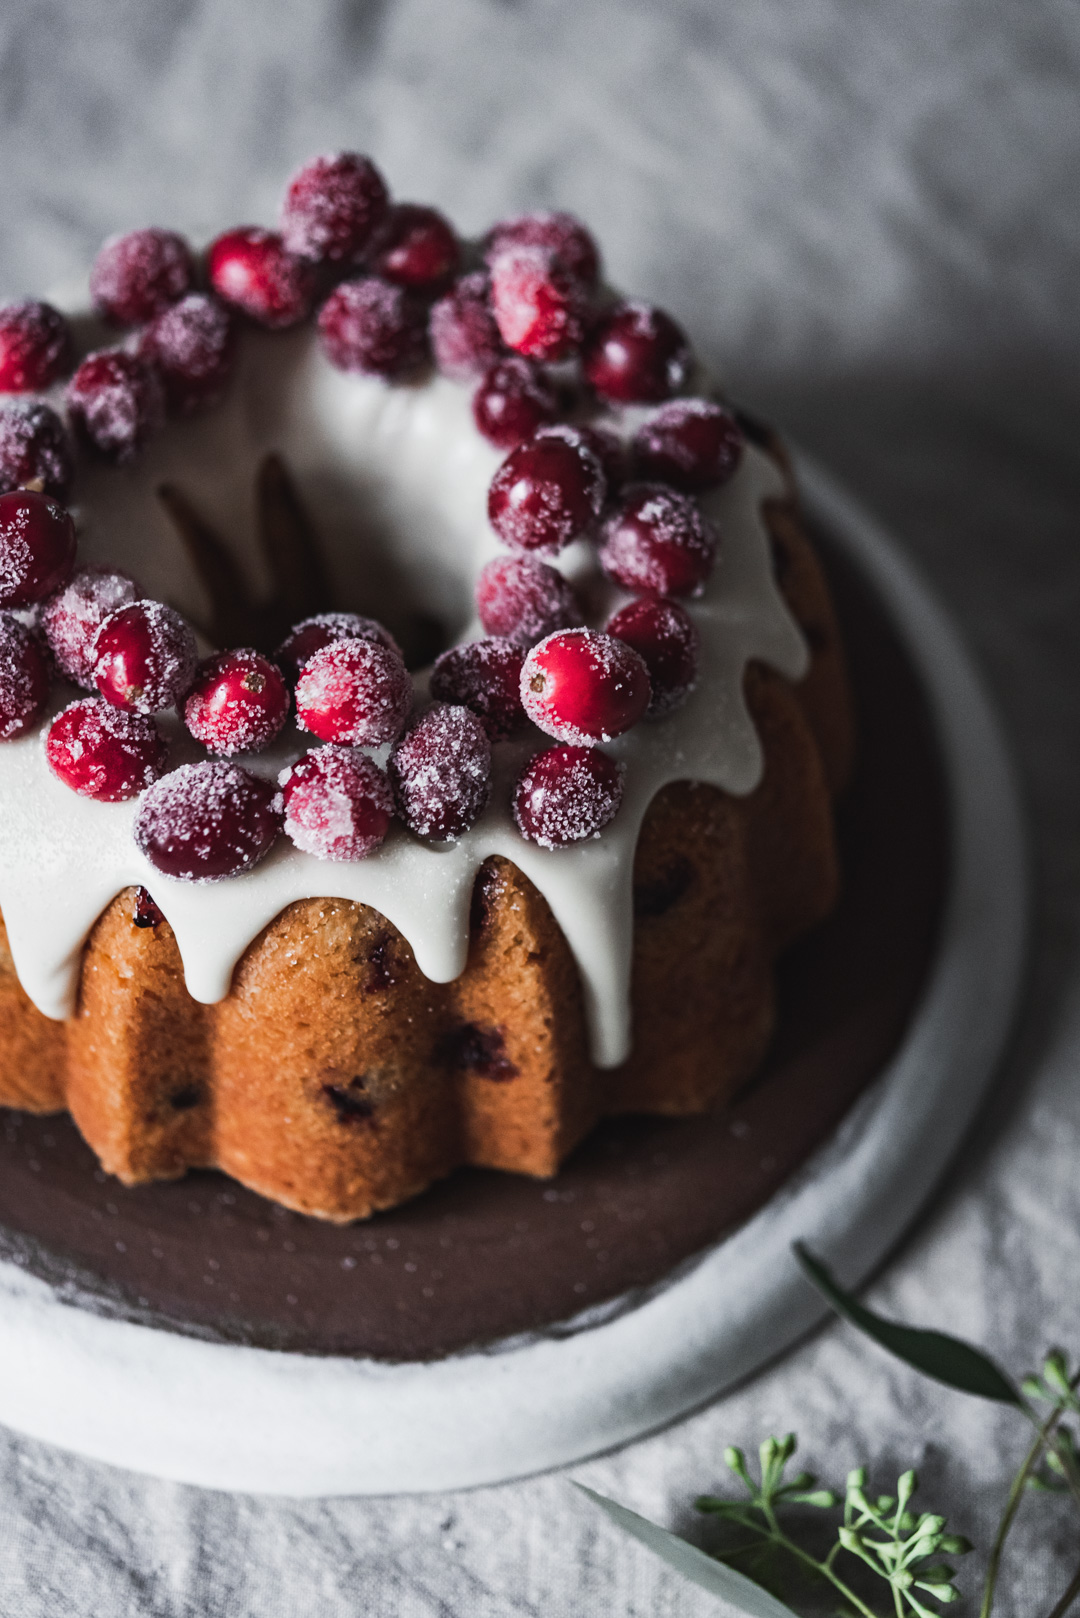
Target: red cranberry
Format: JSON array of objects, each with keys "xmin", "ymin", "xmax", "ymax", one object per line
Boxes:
[
  {"xmin": 0, "ymin": 614, "xmax": 50, "ymax": 739},
  {"xmin": 599, "ymin": 484, "xmax": 718, "ymax": 597},
  {"xmin": 0, "ymin": 490, "xmax": 76, "ymax": 608},
  {"xmin": 90, "ymin": 228, "xmax": 195, "ymax": 326},
  {"xmin": 472, "ymin": 356, "xmax": 558, "ymax": 449},
  {"xmin": 0, "ymin": 404, "xmax": 73, "ymax": 502},
  {"xmin": 184, "ymin": 649, "xmax": 289, "ymax": 755},
  {"xmin": 138, "ymin": 293, "xmax": 237, "ymax": 415},
  {"xmin": 46, "ymin": 698, "xmax": 166, "ymax": 801},
  {"xmin": 389, "ymin": 704, "xmax": 491, "ymax": 841},
  {"xmin": 634, "ymin": 399, "xmax": 743, "ymax": 492},
  {"xmin": 485, "ymin": 212, "xmax": 600, "ymax": 287},
  {"xmin": 488, "ymin": 426, "xmax": 605, "ymax": 555},
  {"xmin": 318, "ymin": 278, "xmax": 429, "ymax": 378},
  {"xmin": 521, "ymin": 628, "xmax": 650, "ymax": 745},
  {"xmin": 0, "ymin": 302, "xmax": 72, "ymax": 392},
  {"xmin": 41, "ymin": 565, "xmax": 141, "ymax": 688},
  {"xmin": 583, "ymin": 301, "xmax": 692, "ymax": 404},
  {"xmin": 279, "ymin": 745, "xmax": 394, "ymax": 861},
  {"xmin": 574, "ymin": 423, "xmax": 628, "ymax": 490},
  {"xmin": 513, "ymin": 744, "xmax": 624, "ymax": 848},
  {"xmin": 66, "ymin": 349, "xmax": 164, "ymax": 464},
  {"xmin": 369, "ymin": 204, "xmax": 460, "ymax": 291},
  {"xmin": 489, "ymin": 244, "xmax": 587, "ymax": 362},
  {"xmin": 134, "ymin": 761, "xmax": 280, "ymax": 883},
  {"xmin": 206, "ymin": 228, "xmax": 316, "ymax": 330},
  {"xmin": 275, "ymin": 612, "xmax": 400, "ymax": 686},
  {"xmin": 280, "ymin": 152, "xmax": 389, "ymax": 264},
  {"xmin": 93, "ymin": 600, "xmax": 198, "ymax": 715},
  {"xmin": 475, "ymin": 554, "xmax": 585, "ymax": 647},
  {"xmin": 429, "ymin": 272, "xmax": 504, "ymax": 381},
  {"xmin": 606, "ymin": 596, "xmax": 699, "ymax": 716},
  {"xmin": 295, "ymin": 637, "xmax": 412, "ymax": 746},
  {"xmin": 430, "ymin": 638, "xmax": 525, "ymax": 741}
]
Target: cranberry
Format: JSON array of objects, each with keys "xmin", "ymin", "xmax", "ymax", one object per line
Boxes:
[
  {"xmin": 606, "ymin": 596, "xmax": 699, "ymax": 716},
  {"xmin": 430, "ymin": 638, "xmax": 525, "ymax": 741},
  {"xmin": 472, "ymin": 356, "xmax": 558, "ymax": 449},
  {"xmin": 488, "ymin": 426, "xmax": 605, "ymax": 555},
  {"xmin": 0, "ymin": 490, "xmax": 76, "ymax": 608},
  {"xmin": 599, "ymin": 484, "xmax": 718, "ymax": 598},
  {"xmin": 46, "ymin": 698, "xmax": 166, "ymax": 801},
  {"xmin": 0, "ymin": 302, "xmax": 72, "ymax": 392},
  {"xmin": 489, "ymin": 244, "xmax": 587, "ymax": 362},
  {"xmin": 521, "ymin": 628, "xmax": 650, "ymax": 745},
  {"xmin": 184, "ymin": 649, "xmax": 289, "ymax": 755},
  {"xmin": 90, "ymin": 228, "xmax": 195, "ymax": 326},
  {"xmin": 138, "ymin": 293, "xmax": 238, "ymax": 415},
  {"xmin": 206, "ymin": 228, "xmax": 316, "ymax": 329},
  {"xmin": 0, "ymin": 614, "xmax": 50, "ymax": 739},
  {"xmin": 583, "ymin": 301, "xmax": 692, "ymax": 403},
  {"xmin": 41, "ymin": 565, "xmax": 141, "ymax": 688},
  {"xmin": 279, "ymin": 745, "xmax": 394, "ymax": 861},
  {"xmin": 318, "ymin": 278, "xmax": 429, "ymax": 378},
  {"xmin": 369, "ymin": 204, "xmax": 460, "ymax": 291},
  {"xmin": 0, "ymin": 404, "xmax": 73, "ymax": 502},
  {"xmin": 475, "ymin": 554, "xmax": 585, "ymax": 647},
  {"xmin": 513, "ymin": 744, "xmax": 624, "ymax": 848},
  {"xmin": 574, "ymin": 423, "xmax": 628, "ymax": 490},
  {"xmin": 484, "ymin": 212, "xmax": 600, "ymax": 287},
  {"xmin": 389, "ymin": 704, "xmax": 491, "ymax": 841},
  {"xmin": 93, "ymin": 600, "xmax": 198, "ymax": 715},
  {"xmin": 280, "ymin": 152, "xmax": 389, "ymax": 264},
  {"xmin": 295, "ymin": 637, "xmax": 412, "ymax": 745},
  {"xmin": 66, "ymin": 349, "xmax": 164, "ymax": 464},
  {"xmin": 134, "ymin": 761, "xmax": 280, "ymax": 883},
  {"xmin": 634, "ymin": 399, "xmax": 743, "ymax": 492},
  {"xmin": 275, "ymin": 612, "xmax": 400, "ymax": 686},
  {"xmin": 133, "ymin": 887, "xmax": 164, "ymax": 927},
  {"xmin": 429, "ymin": 272, "xmax": 504, "ymax": 381}
]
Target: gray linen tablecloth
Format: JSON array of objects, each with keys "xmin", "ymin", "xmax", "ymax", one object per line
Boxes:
[{"xmin": 0, "ymin": 2, "xmax": 1078, "ymax": 1611}]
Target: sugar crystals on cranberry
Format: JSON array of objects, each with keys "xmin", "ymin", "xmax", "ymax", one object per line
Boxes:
[
  {"xmin": 599, "ymin": 483, "xmax": 718, "ymax": 597},
  {"xmin": 0, "ymin": 404, "xmax": 73, "ymax": 502},
  {"xmin": 583, "ymin": 300, "xmax": 692, "ymax": 404},
  {"xmin": 429, "ymin": 638, "xmax": 525, "ymax": 741},
  {"xmin": 606, "ymin": 596, "xmax": 699, "ymax": 716},
  {"xmin": 0, "ymin": 489, "xmax": 76, "ymax": 608},
  {"xmin": 484, "ymin": 211, "xmax": 600, "ymax": 288},
  {"xmin": 280, "ymin": 152, "xmax": 389, "ymax": 264},
  {"xmin": 207, "ymin": 227, "xmax": 316, "ymax": 330},
  {"xmin": 475, "ymin": 553, "xmax": 585, "ymax": 648},
  {"xmin": 279, "ymin": 745, "xmax": 394, "ymax": 862},
  {"xmin": 134, "ymin": 761, "xmax": 280, "ymax": 883},
  {"xmin": 0, "ymin": 301, "xmax": 72, "ymax": 393},
  {"xmin": 521, "ymin": 628, "xmax": 651, "ymax": 746},
  {"xmin": 513, "ymin": 744, "xmax": 624, "ymax": 849},
  {"xmin": 275, "ymin": 612, "xmax": 400, "ymax": 686},
  {"xmin": 369, "ymin": 204, "xmax": 460, "ymax": 291},
  {"xmin": 0, "ymin": 613, "xmax": 50, "ymax": 739},
  {"xmin": 139, "ymin": 293, "xmax": 238, "ymax": 416},
  {"xmin": 489, "ymin": 244, "xmax": 587, "ymax": 362},
  {"xmin": 487, "ymin": 425, "xmax": 605, "ymax": 555},
  {"xmin": 89, "ymin": 228, "xmax": 195, "ymax": 326},
  {"xmin": 389, "ymin": 703, "xmax": 491, "ymax": 841},
  {"xmin": 429, "ymin": 272, "xmax": 504, "ymax": 381},
  {"xmin": 66, "ymin": 349, "xmax": 164, "ymax": 464},
  {"xmin": 294, "ymin": 636, "xmax": 413, "ymax": 746},
  {"xmin": 46, "ymin": 698, "xmax": 166, "ymax": 801},
  {"xmin": 41, "ymin": 565, "xmax": 141, "ymax": 688},
  {"xmin": 184, "ymin": 649, "xmax": 289, "ymax": 755},
  {"xmin": 318, "ymin": 278, "xmax": 429, "ymax": 378},
  {"xmin": 93, "ymin": 600, "xmax": 198, "ymax": 715},
  {"xmin": 472, "ymin": 356, "xmax": 559, "ymax": 450},
  {"xmin": 633, "ymin": 398, "xmax": 743, "ymax": 492}
]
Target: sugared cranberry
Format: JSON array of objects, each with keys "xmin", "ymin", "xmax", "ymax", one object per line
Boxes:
[
  {"xmin": 295, "ymin": 637, "xmax": 413, "ymax": 746},
  {"xmin": 93, "ymin": 600, "xmax": 198, "ymax": 715},
  {"xmin": 280, "ymin": 152, "xmax": 389, "ymax": 264},
  {"xmin": 275, "ymin": 611, "xmax": 400, "ymax": 686},
  {"xmin": 599, "ymin": 484, "xmax": 718, "ymax": 598},
  {"xmin": 138, "ymin": 293, "xmax": 238, "ymax": 415},
  {"xmin": 633, "ymin": 399, "xmax": 743, "ymax": 492},
  {"xmin": 430, "ymin": 638, "xmax": 525, "ymax": 741},
  {"xmin": 279, "ymin": 745, "xmax": 394, "ymax": 862},
  {"xmin": 521, "ymin": 629, "xmax": 650, "ymax": 746},
  {"xmin": 0, "ymin": 490, "xmax": 76, "ymax": 608},
  {"xmin": 0, "ymin": 614, "xmax": 50, "ymax": 739},
  {"xmin": 206, "ymin": 228, "xmax": 316, "ymax": 330},
  {"xmin": 318, "ymin": 278, "xmax": 428, "ymax": 378},
  {"xmin": 133, "ymin": 887, "xmax": 164, "ymax": 927},
  {"xmin": 66, "ymin": 349, "xmax": 164, "ymax": 464},
  {"xmin": 369, "ymin": 204, "xmax": 460, "ymax": 291},
  {"xmin": 41, "ymin": 565, "xmax": 141, "ymax": 688},
  {"xmin": 475, "ymin": 553, "xmax": 585, "ymax": 647},
  {"xmin": 584, "ymin": 301, "xmax": 692, "ymax": 404},
  {"xmin": 485, "ymin": 212, "xmax": 600, "ymax": 287},
  {"xmin": 472, "ymin": 356, "xmax": 558, "ymax": 449},
  {"xmin": 574, "ymin": 423, "xmax": 628, "ymax": 490},
  {"xmin": 46, "ymin": 698, "xmax": 166, "ymax": 801},
  {"xmin": 90, "ymin": 228, "xmax": 195, "ymax": 326},
  {"xmin": 184, "ymin": 649, "xmax": 288, "ymax": 755},
  {"xmin": 429, "ymin": 272, "xmax": 504, "ymax": 381},
  {"xmin": 134, "ymin": 761, "xmax": 280, "ymax": 883},
  {"xmin": 0, "ymin": 404, "xmax": 73, "ymax": 502},
  {"xmin": 606, "ymin": 596, "xmax": 699, "ymax": 716},
  {"xmin": 389, "ymin": 704, "xmax": 491, "ymax": 841},
  {"xmin": 489, "ymin": 244, "xmax": 587, "ymax": 362},
  {"xmin": 488, "ymin": 426, "xmax": 605, "ymax": 555},
  {"xmin": 0, "ymin": 302, "xmax": 72, "ymax": 392},
  {"xmin": 513, "ymin": 744, "xmax": 624, "ymax": 848}
]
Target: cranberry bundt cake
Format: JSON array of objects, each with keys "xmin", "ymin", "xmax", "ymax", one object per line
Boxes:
[{"xmin": 0, "ymin": 154, "xmax": 853, "ymax": 1220}]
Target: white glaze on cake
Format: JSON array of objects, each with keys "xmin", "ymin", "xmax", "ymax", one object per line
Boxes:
[{"xmin": 0, "ymin": 320, "xmax": 805, "ymax": 1067}]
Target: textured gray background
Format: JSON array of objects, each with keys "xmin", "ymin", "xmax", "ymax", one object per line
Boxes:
[{"xmin": 1, "ymin": 1, "xmax": 1079, "ymax": 1612}]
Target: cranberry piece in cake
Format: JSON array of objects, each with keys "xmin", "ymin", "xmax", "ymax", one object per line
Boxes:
[
  {"xmin": 138, "ymin": 293, "xmax": 238, "ymax": 415},
  {"xmin": 475, "ymin": 554, "xmax": 585, "ymax": 648},
  {"xmin": 66, "ymin": 349, "xmax": 164, "ymax": 464},
  {"xmin": 0, "ymin": 490, "xmax": 76, "ymax": 608},
  {"xmin": 633, "ymin": 398, "xmax": 743, "ymax": 492},
  {"xmin": 369, "ymin": 204, "xmax": 460, "ymax": 291},
  {"xmin": 0, "ymin": 302, "xmax": 72, "ymax": 393},
  {"xmin": 46, "ymin": 698, "xmax": 166, "ymax": 801},
  {"xmin": 0, "ymin": 404, "xmax": 73, "ymax": 502},
  {"xmin": 134, "ymin": 761, "xmax": 280, "ymax": 883},
  {"xmin": 429, "ymin": 272, "xmax": 504, "ymax": 381},
  {"xmin": 389, "ymin": 704, "xmax": 491, "ymax": 841},
  {"xmin": 606, "ymin": 596, "xmax": 699, "ymax": 716},
  {"xmin": 583, "ymin": 300, "xmax": 692, "ymax": 404},
  {"xmin": 184, "ymin": 649, "xmax": 289, "ymax": 755},
  {"xmin": 206, "ymin": 228, "xmax": 316, "ymax": 330},
  {"xmin": 280, "ymin": 152, "xmax": 389, "ymax": 264},
  {"xmin": 318, "ymin": 278, "xmax": 429, "ymax": 378},
  {"xmin": 484, "ymin": 211, "xmax": 600, "ymax": 287},
  {"xmin": 0, "ymin": 614, "xmax": 50, "ymax": 739},
  {"xmin": 295, "ymin": 637, "xmax": 413, "ymax": 746},
  {"xmin": 275, "ymin": 612, "xmax": 400, "ymax": 686},
  {"xmin": 430, "ymin": 638, "xmax": 526, "ymax": 741},
  {"xmin": 513, "ymin": 744, "xmax": 624, "ymax": 848},
  {"xmin": 279, "ymin": 745, "xmax": 394, "ymax": 862},
  {"xmin": 487, "ymin": 426, "xmax": 605, "ymax": 555},
  {"xmin": 41, "ymin": 565, "xmax": 141, "ymax": 688},
  {"xmin": 489, "ymin": 244, "xmax": 587, "ymax": 362},
  {"xmin": 521, "ymin": 628, "xmax": 650, "ymax": 746},
  {"xmin": 472, "ymin": 356, "xmax": 558, "ymax": 449},
  {"xmin": 93, "ymin": 601, "xmax": 198, "ymax": 715},
  {"xmin": 599, "ymin": 484, "xmax": 718, "ymax": 598},
  {"xmin": 90, "ymin": 228, "xmax": 195, "ymax": 326}
]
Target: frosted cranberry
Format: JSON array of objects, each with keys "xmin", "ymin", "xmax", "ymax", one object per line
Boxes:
[
  {"xmin": 513, "ymin": 744, "xmax": 624, "ymax": 848},
  {"xmin": 206, "ymin": 228, "xmax": 315, "ymax": 330},
  {"xmin": 0, "ymin": 404, "xmax": 73, "ymax": 501},
  {"xmin": 0, "ymin": 302, "xmax": 72, "ymax": 392},
  {"xmin": 0, "ymin": 614, "xmax": 50, "ymax": 738},
  {"xmin": 184, "ymin": 649, "xmax": 288, "ymax": 755},
  {"xmin": 389, "ymin": 704, "xmax": 491, "ymax": 841},
  {"xmin": 46, "ymin": 698, "xmax": 166, "ymax": 801},
  {"xmin": 318, "ymin": 278, "xmax": 428, "ymax": 378},
  {"xmin": 606, "ymin": 596, "xmax": 699, "ymax": 716},
  {"xmin": 574, "ymin": 423, "xmax": 628, "ymax": 490},
  {"xmin": 295, "ymin": 637, "xmax": 412, "ymax": 745},
  {"xmin": 488, "ymin": 426, "xmax": 605, "ymax": 555},
  {"xmin": 90, "ymin": 228, "xmax": 195, "ymax": 326},
  {"xmin": 429, "ymin": 272, "xmax": 504, "ymax": 381},
  {"xmin": 134, "ymin": 761, "xmax": 280, "ymax": 883},
  {"xmin": 281, "ymin": 152, "xmax": 389, "ymax": 264},
  {"xmin": 369, "ymin": 204, "xmax": 460, "ymax": 291},
  {"xmin": 489, "ymin": 244, "xmax": 587, "ymax": 362},
  {"xmin": 138, "ymin": 293, "xmax": 237, "ymax": 415},
  {"xmin": 599, "ymin": 484, "xmax": 717, "ymax": 597},
  {"xmin": 41, "ymin": 565, "xmax": 141, "ymax": 688},
  {"xmin": 430, "ymin": 639, "xmax": 525, "ymax": 741},
  {"xmin": 279, "ymin": 745, "xmax": 393, "ymax": 861},
  {"xmin": 275, "ymin": 612, "xmax": 400, "ymax": 686},
  {"xmin": 93, "ymin": 601, "xmax": 198, "ymax": 715},
  {"xmin": 634, "ymin": 399, "xmax": 743, "ymax": 492},
  {"xmin": 475, "ymin": 554, "xmax": 584, "ymax": 648},
  {"xmin": 0, "ymin": 490, "xmax": 76, "ymax": 608},
  {"xmin": 584, "ymin": 301, "xmax": 692, "ymax": 404},
  {"xmin": 485, "ymin": 212, "xmax": 600, "ymax": 287},
  {"xmin": 66, "ymin": 349, "xmax": 164, "ymax": 464},
  {"xmin": 521, "ymin": 629, "xmax": 650, "ymax": 746},
  {"xmin": 472, "ymin": 356, "xmax": 558, "ymax": 449}
]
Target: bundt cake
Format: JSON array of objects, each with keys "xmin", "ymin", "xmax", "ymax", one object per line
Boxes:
[{"xmin": 0, "ymin": 154, "xmax": 853, "ymax": 1221}]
